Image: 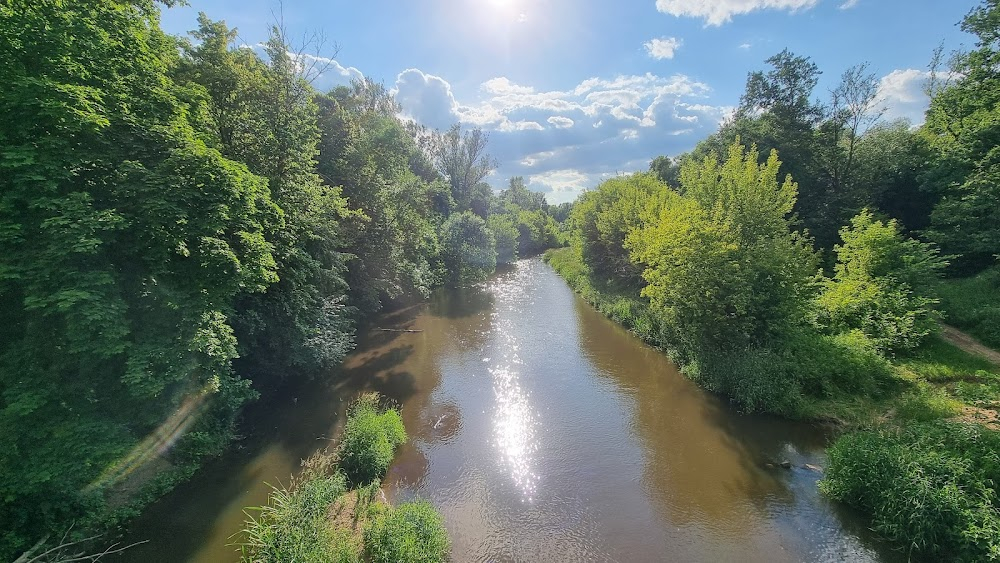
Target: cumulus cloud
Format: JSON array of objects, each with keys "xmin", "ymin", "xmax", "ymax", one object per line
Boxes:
[
  {"xmin": 390, "ymin": 67, "xmax": 726, "ymax": 203},
  {"xmin": 877, "ymin": 69, "xmax": 931, "ymax": 125},
  {"xmin": 526, "ymin": 170, "xmax": 594, "ymax": 204},
  {"xmin": 286, "ymin": 52, "xmax": 363, "ymax": 91},
  {"xmin": 547, "ymin": 116, "xmax": 575, "ymax": 128},
  {"xmin": 645, "ymin": 37, "xmax": 683, "ymax": 60},
  {"xmin": 655, "ymin": 0, "xmax": 819, "ymax": 26},
  {"xmin": 392, "ymin": 68, "xmax": 461, "ymax": 130}
]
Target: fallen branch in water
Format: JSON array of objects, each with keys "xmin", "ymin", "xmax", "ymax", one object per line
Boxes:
[{"xmin": 376, "ymin": 328, "xmax": 423, "ymax": 333}]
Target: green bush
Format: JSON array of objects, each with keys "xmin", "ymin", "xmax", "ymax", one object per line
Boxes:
[
  {"xmin": 440, "ymin": 211, "xmax": 497, "ymax": 285},
  {"xmin": 241, "ymin": 472, "xmax": 359, "ymax": 563},
  {"xmin": 338, "ymin": 393, "xmax": 407, "ymax": 486},
  {"xmin": 486, "ymin": 214, "xmax": 519, "ymax": 265},
  {"xmin": 938, "ymin": 265, "xmax": 1000, "ymax": 349},
  {"xmin": 817, "ymin": 210, "xmax": 946, "ymax": 353},
  {"xmin": 363, "ymin": 499, "xmax": 450, "ymax": 563},
  {"xmin": 821, "ymin": 422, "xmax": 1000, "ymax": 562}
]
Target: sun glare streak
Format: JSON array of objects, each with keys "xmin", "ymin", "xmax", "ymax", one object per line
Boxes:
[
  {"xmin": 85, "ymin": 385, "xmax": 214, "ymax": 493},
  {"xmin": 489, "ymin": 265, "xmax": 540, "ymax": 500}
]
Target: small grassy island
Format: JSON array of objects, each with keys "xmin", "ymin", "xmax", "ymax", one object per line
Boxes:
[{"xmin": 239, "ymin": 394, "xmax": 450, "ymax": 563}]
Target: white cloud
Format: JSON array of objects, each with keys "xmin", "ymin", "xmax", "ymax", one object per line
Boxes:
[
  {"xmin": 497, "ymin": 120, "xmax": 544, "ymax": 132},
  {"xmin": 644, "ymin": 37, "xmax": 683, "ymax": 60},
  {"xmin": 839, "ymin": 0, "xmax": 860, "ymax": 8},
  {"xmin": 286, "ymin": 52, "xmax": 364, "ymax": 90},
  {"xmin": 392, "ymin": 68, "xmax": 461, "ymax": 130},
  {"xmin": 655, "ymin": 0, "xmax": 819, "ymax": 26},
  {"xmin": 527, "ymin": 170, "xmax": 594, "ymax": 204},
  {"xmin": 739, "ymin": 42, "xmax": 752, "ymax": 50},
  {"xmin": 389, "ymin": 68, "xmax": 726, "ymax": 203},
  {"xmin": 877, "ymin": 68, "xmax": 931, "ymax": 125}
]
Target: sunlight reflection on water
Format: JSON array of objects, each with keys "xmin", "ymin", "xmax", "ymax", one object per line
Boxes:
[{"xmin": 488, "ymin": 264, "xmax": 539, "ymax": 501}]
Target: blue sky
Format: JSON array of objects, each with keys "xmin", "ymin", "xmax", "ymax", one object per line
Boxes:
[{"xmin": 160, "ymin": 0, "xmax": 978, "ymax": 203}]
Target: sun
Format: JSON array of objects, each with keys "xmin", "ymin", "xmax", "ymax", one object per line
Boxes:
[{"xmin": 483, "ymin": 0, "xmax": 527, "ymax": 21}]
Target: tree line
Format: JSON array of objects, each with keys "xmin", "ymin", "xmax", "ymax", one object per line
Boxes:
[
  {"xmin": 0, "ymin": 1, "xmax": 564, "ymax": 558},
  {"xmin": 554, "ymin": 1, "xmax": 1000, "ymax": 559}
]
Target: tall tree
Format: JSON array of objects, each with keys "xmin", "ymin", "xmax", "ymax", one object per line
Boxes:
[
  {"xmin": 434, "ymin": 125, "xmax": 497, "ymax": 214},
  {"xmin": 0, "ymin": 1, "xmax": 279, "ymax": 556},
  {"xmin": 922, "ymin": 0, "xmax": 1000, "ymax": 271}
]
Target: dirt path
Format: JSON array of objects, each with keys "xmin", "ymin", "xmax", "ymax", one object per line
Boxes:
[{"xmin": 941, "ymin": 324, "xmax": 1000, "ymax": 366}]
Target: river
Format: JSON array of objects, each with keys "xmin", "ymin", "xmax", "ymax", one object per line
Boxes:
[{"xmin": 117, "ymin": 258, "xmax": 895, "ymax": 562}]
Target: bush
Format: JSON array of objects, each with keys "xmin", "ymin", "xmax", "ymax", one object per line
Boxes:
[
  {"xmin": 821, "ymin": 422, "xmax": 1000, "ymax": 562},
  {"xmin": 241, "ymin": 472, "xmax": 359, "ymax": 563},
  {"xmin": 338, "ymin": 393, "xmax": 407, "ymax": 486},
  {"xmin": 363, "ymin": 499, "xmax": 450, "ymax": 563},
  {"xmin": 486, "ymin": 214, "xmax": 519, "ymax": 265},
  {"xmin": 440, "ymin": 211, "xmax": 496, "ymax": 285},
  {"xmin": 817, "ymin": 210, "xmax": 946, "ymax": 353},
  {"xmin": 938, "ymin": 265, "xmax": 1000, "ymax": 349}
]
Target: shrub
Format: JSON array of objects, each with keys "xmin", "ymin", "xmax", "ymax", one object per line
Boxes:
[
  {"xmin": 486, "ymin": 214, "xmax": 519, "ymax": 265},
  {"xmin": 363, "ymin": 499, "xmax": 450, "ymax": 563},
  {"xmin": 937, "ymin": 265, "xmax": 1000, "ymax": 349},
  {"xmin": 338, "ymin": 393, "xmax": 407, "ymax": 486},
  {"xmin": 821, "ymin": 422, "xmax": 1000, "ymax": 562},
  {"xmin": 241, "ymin": 472, "xmax": 359, "ymax": 563},
  {"xmin": 817, "ymin": 210, "xmax": 946, "ymax": 353},
  {"xmin": 440, "ymin": 211, "xmax": 496, "ymax": 285}
]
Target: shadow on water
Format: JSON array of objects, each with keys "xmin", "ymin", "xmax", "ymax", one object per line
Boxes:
[
  {"xmin": 113, "ymin": 303, "xmax": 430, "ymax": 563},
  {"xmin": 570, "ymin": 291, "xmax": 900, "ymax": 561},
  {"xmin": 427, "ymin": 284, "xmax": 494, "ymax": 319}
]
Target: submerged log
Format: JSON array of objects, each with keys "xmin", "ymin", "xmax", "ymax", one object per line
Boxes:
[{"xmin": 376, "ymin": 328, "xmax": 423, "ymax": 333}]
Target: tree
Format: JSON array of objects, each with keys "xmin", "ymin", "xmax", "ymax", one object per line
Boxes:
[
  {"xmin": 922, "ymin": 0, "xmax": 1000, "ymax": 271},
  {"xmin": 440, "ymin": 212, "xmax": 497, "ymax": 285},
  {"xmin": 500, "ymin": 176, "xmax": 546, "ymax": 212},
  {"xmin": 817, "ymin": 210, "xmax": 947, "ymax": 352},
  {"xmin": 183, "ymin": 17, "xmax": 357, "ymax": 373},
  {"xmin": 487, "ymin": 214, "xmax": 519, "ymax": 265},
  {"xmin": 433, "ymin": 125, "xmax": 497, "ymax": 213},
  {"xmin": 627, "ymin": 142, "xmax": 817, "ymax": 353},
  {"xmin": 0, "ymin": 1, "xmax": 279, "ymax": 556},
  {"xmin": 649, "ymin": 155, "xmax": 683, "ymax": 187},
  {"xmin": 569, "ymin": 174, "xmax": 670, "ymax": 286}
]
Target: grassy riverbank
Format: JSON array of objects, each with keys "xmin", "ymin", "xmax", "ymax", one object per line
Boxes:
[
  {"xmin": 239, "ymin": 394, "xmax": 449, "ymax": 563},
  {"xmin": 546, "ymin": 246, "xmax": 1000, "ymax": 560},
  {"xmin": 546, "ymin": 247, "xmax": 1000, "ymax": 426}
]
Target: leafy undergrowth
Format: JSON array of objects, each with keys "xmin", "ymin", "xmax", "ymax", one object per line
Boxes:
[
  {"xmin": 549, "ymin": 247, "xmax": 1000, "ymax": 560},
  {"xmin": 821, "ymin": 423, "xmax": 1000, "ymax": 562},
  {"xmin": 938, "ymin": 266, "xmax": 1000, "ymax": 349},
  {"xmin": 545, "ymin": 247, "xmax": 1000, "ymax": 428},
  {"xmin": 239, "ymin": 394, "xmax": 449, "ymax": 563}
]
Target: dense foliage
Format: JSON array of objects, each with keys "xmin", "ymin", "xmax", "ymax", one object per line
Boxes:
[
  {"xmin": 241, "ymin": 394, "xmax": 448, "ymax": 563},
  {"xmin": 241, "ymin": 469, "xmax": 356, "ymax": 563},
  {"xmin": 817, "ymin": 210, "xmax": 946, "ymax": 353},
  {"xmin": 337, "ymin": 393, "xmax": 407, "ymax": 486},
  {"xmin": 821, "ymin": 423, "xmax": 1000, "ymax": 562},
  {"xmin": 0, "ymin": 1, "xmax": 562, "ymax": 558},
  {"xmin": 363, "ymin": 500, "xmax": 451, "ymax": 563}
]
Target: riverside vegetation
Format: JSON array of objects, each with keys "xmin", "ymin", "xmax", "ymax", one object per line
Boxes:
[
  {"xmin": 0, "ymin": 1, "xmax": 564, "ymax": 559},
  {"xmin": 547, "ymin": 1, "xmax": 1000, "ymax": 559},
  {"xmin": 240, "ymin": 393, "xmax": 450, "ymax": 563}
]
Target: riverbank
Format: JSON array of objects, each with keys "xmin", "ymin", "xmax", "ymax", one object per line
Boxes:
[
  {"xmin": 544, "ymin": 247, "xmax": 1000, "ymax": 427},
  {"xmin": 545, "ymin": 247, "xmax": 1000, "ymax": 560}
]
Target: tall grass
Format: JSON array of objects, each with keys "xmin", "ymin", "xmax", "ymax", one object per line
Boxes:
[
  {"xmin": 337, "ymin": 393, "xmax": 407, "ymax": 486},
  {"xmin": 240, "ymin": 470, "xmax": 359, "ymax": 563},
  {"xmin": 821, "ymin": 422, "xmax": 1000, "ymax": 562},
  {"xmin": 363, "ymin": 499, "xmax": 450, "ymax": 563}
]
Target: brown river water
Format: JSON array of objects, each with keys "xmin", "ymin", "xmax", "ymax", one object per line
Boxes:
[{"xmin": 116, "ymin": 258, "xmax": 898, "ymax": 562}]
